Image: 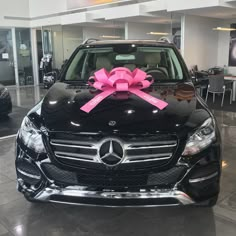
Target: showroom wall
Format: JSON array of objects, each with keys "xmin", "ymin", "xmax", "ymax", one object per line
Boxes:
[
  {"xmin": 42, "ymin": 25, "xmax": 125, "ymax": 70},
  {"xmin": 51, "ymin": 27, "xmax": 64, "ymax": 70},
  {"xmin": 0, "ymin": 0, "xmax": 29, "ymax": 27},
  {"xmin": 29, "ymin": 0, "xmax": 66, "ymax": 17},
  {"xmin": 217, "ymin": 22, "xmax": 236, "ymax": 74},
  {"xmin": 63, "ymin": 26, "xmax": 83, "ymax": 60},
  {"xmin": 50, "ymin": 25, "xmax": 83, "ymax": 69},
  {"xmin": 83, "ymin": 27, "xmax": 125, "ymax": 40},
  {"xmin": 29, "ymin": 0, "xmax": 66, "ymax": 27},
  {"xmin": 182, "ymin": 15, "xmax": 219, "ymax": 70},
  {"xmin": 125, "ymin": 22, "xmax": 171, "ymax": 40}
]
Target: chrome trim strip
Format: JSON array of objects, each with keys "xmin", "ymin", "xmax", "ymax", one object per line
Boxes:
[
  {"xmin": 56, "ymin": 155, "xmax": 98, "ymax": 163},
  {"xmin": 34, "ymin": 185, "xmax": 195, "ymax": 206},
  {"xmin": 48, "ymin": 200, "xmax": 180, "ymax": 208},
  {"xmin": 189, "ymin": 172, "xmax": 218, "ymax": 183},
  {"xmin": 124, "ymin": 154, "xmax": 172, "ymax": 163},
  {"xmin": 51, "ymin": 143, "xmax": 95, "ymax": 150},
  {"xmin": 17, "ymin": 169, "xmax": 41, "ymax": 180},
  {"xmin": 55, "ymin": 153, "xmax": 97, "ymax": 163},
  {"xmin": 126, "ymin": 144, "xmax": 177, "ymax": 150},
  {"xmin": 55, "ymin": 151, "xmax": 95, "ymax": 159},
  {"xmin": 125, "ymin": 140, "xmax": 176, "ymax": 146},
  {"xmin": 50, "ymin": 140, "xmax": 95, "ymax": 149}
]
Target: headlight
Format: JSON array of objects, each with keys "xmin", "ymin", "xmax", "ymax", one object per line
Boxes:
[
  {"xmin": 182, "ymin": 118, "xmax": 216, "ymax": 156},
  {"xmin": 18, "ymin": 117, "xmax": 46, "ymax": 153}
]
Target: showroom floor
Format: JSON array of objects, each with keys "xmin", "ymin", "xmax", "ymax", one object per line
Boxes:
[{"xmin": 0, "ymin": 86, "xmax": 236, "ymax": 236}]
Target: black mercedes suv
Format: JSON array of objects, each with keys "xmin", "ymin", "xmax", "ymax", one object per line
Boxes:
[{"xmin": 15, "ymin": 40, "xmax": 221, "ymax": 207}]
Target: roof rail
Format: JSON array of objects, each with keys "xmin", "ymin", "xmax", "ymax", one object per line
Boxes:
[
  {"xmin": 157, "ymin": 37, "xmax": 172, "ymax": 44},
  {"xmin": 82, "ymin": 38, "xmax": 100, "ymax": 45}
]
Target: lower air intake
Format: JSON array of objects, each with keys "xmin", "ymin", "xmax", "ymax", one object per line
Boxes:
[{"xmin": 41, "ymin": 163, "xmax": 186, "ymax": 188}]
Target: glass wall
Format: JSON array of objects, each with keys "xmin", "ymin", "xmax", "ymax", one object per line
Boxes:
[
  {"xmin": 41, "ymin": 25, "xmax": 83, "ymax": 72},
  {"xmin": 39, "ymin": 26, "xmax": 65, "ymax": 84},
  {"xmin": 0, "ymin": 27, "xmax": 34, "ymax": 87},
  {"xmin": 15, "ymin": 28, "xmax": 34, "ymax": 86},
  {"xmin": 0, "ymin": 29, "xmax": 15, "ymax": 85},
  {"xmin": 39, "ymin": 24, "xmax": 125, "ymax": 81}
]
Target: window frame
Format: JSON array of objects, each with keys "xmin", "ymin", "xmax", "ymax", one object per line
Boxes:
[{"xmin": 60, "ymin": 44, "xmax": 190, "ymax": 83}]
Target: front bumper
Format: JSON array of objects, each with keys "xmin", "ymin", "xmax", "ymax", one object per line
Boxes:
[
  {"xmin": 15, "ymin": 140, "xmax": 221, "ymax": 207},
  {"xmin": 18, "ymin": 182, "xmax": 194, "ymax": 207}
]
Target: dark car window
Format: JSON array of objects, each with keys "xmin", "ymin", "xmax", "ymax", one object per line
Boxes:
[{"xmin": 64, "ymin": 45, "xmax": 184, "ymax": 82}]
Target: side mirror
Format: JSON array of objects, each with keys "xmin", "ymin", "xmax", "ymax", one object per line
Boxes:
[{"xmin": 43, "ymin": 72, "xmax": 57, "ymax": 89}]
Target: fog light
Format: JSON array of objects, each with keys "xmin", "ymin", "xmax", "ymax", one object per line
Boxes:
[
  {"xmin": 17, "ymin": 168, "xmax": 41, "ymax": 180},
  {"xmin": 16, "ymin": 159, "xmax": 42, "ymax": 186}
]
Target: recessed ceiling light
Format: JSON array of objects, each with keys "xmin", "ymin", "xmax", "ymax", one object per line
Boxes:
[
  {"xmin": 213, "ymin": 27, "xmax": 236, "ymax": 31},
  {"xmin": 100, "ymin": 35, "xmax": 121, "ymax": 39},
  {"xmin": 147, "ymin": 32, "xmax": 169, "ymax": 36}
]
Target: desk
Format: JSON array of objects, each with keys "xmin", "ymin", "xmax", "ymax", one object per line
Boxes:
[{"xmin": 224, "ymin": 76, "xmax": 236, "ymax": 102}]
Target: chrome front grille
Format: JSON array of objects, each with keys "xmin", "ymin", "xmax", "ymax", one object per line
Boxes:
[
  {"xmin": 50, "ymin": 139, "xmax": 98, "ymax": 163},
  {"xmin": 49, "ymin": 134, "xmax": 178, "ymax": 167},
  {"xmin": 124, "ymin": 141, "xmax": 177, "ymax": 163}
]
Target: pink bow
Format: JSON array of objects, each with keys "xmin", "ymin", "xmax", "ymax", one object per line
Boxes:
[{"xmin": 80, "ymin": 67, "xmax": 168, "ymax": 113}]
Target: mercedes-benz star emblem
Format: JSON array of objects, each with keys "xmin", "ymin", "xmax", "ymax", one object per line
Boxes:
[
  {"xmin": 99, "ymin": 139, "xmax": 124, "ymax": 166},
  {"xmin": 108, "ymin": 121, "xmax": 116, "ymax": 126}
]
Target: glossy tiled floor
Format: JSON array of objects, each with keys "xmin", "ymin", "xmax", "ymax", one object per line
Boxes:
[
  {"xmin": 8, "ymin": 86, "xmax": 47, "ymax": 109},
  {"xmin": 0, "ymin": 86, "xmax": 236, "ymax": 236}
]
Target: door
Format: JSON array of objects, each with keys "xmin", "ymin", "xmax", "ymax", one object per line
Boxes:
[{"xmin": 0, "ymin": 29, "xmax": 16, "ymax": 85}]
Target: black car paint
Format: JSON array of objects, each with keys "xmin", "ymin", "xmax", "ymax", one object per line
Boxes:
[
  {"xmin": 16, "ymin": 41, "xmax": 221, "ymax": 206},
  {"xmin": 37, "ymin": 81, "xmax": 220, "ymax": 172},
  {"xmin": 41, "ymin": 82, "xmax": 208, "ymax": 133}
]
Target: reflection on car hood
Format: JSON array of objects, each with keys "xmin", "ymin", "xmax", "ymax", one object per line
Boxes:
[{"xmin": 40, "ymin": 82, "xmax": 210, "ymax": 136}]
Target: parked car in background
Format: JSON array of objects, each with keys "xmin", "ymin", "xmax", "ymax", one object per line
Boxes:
[{"xmin": 0, "ymin": 84, "xmax": 12, "ymax": 117}]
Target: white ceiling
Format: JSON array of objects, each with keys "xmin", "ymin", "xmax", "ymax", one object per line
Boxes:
[
  {"xmin": 32, "ymin": 1, "xmax": 236, "ymax": 29},
  {"xmin": 115, "ymin": 15, "xmax": 181, "ymax": 24},
  {"xmin": 76, "ymin": 22, "xmax": 125, "ymax": 29},
  {"xmin": 69, "ymin": 13, "xmax": 181, "ymax": 28},
  {"xmin": 179, "ymin": 6, "xmax": 236, "ymax": 20}
]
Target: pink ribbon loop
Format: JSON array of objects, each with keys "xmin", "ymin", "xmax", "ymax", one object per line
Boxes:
[{"xmin": 80, "ymin": 67, "xmax": 168, "ymax": 113}]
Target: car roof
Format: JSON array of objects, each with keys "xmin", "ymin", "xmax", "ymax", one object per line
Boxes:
[{"xmin": 83, "ymin": 39, "xmax": 175, "ymax": 48}]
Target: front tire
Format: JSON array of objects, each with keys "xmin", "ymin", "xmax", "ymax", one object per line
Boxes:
[
  {"xmin": 24, "ymin": 193, "xmax": 40, "ymax": 203},
  {"xmin": 206, "ymin": 196, "xmax": 218, "ymax": 207},
  {"xmin": 196, "ymin": 195, "xmax": 218, "ymax": 207}
]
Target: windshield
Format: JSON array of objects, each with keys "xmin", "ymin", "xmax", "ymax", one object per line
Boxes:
[{"xmin": 64, "ymin": 45, "xmax": 185, "ymax": 82}]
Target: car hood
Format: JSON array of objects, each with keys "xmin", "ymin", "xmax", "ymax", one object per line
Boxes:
[{"xmin": 40, "ymin": 82, "xmax": 210, "ymax": 136}]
